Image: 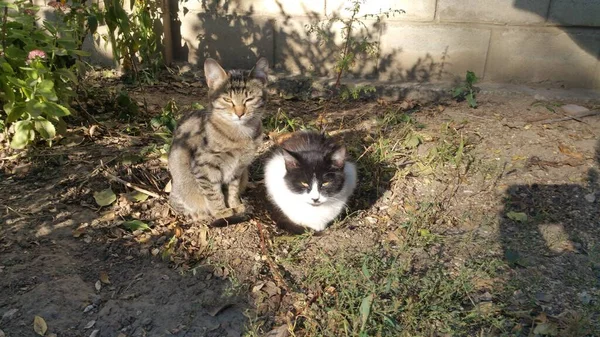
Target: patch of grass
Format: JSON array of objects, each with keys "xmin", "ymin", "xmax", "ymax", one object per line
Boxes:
[{"xmin": 263, "ymin": 108, "xmax": 306, "ymax": 134}]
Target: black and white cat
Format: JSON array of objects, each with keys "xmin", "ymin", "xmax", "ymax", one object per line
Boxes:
[{"xmin": 264, "ymin": 131, "xmax": 357, "ymax": 232}]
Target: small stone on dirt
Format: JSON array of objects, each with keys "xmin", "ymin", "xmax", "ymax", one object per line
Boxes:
[
  {"xmin": 265, "ymin": 325, "xmax": 290, "ymax": 337},
  {"xmin": 578, "ymin": 291, "xmax": 592, "ymax": 305},
  {"xmin": 84, "ymin": 320, "xmax": 96, "ymax": 329},
  {"xmin": 89, "ymin": 329, "xmax": 100, "ymax": 337},
  {"xmin": 561, "ymin": 104, "xmax": 589, "ymax": 115},
  {"xmin": 535, "ymin": 292, "xmax": 552, "ymax": 302},
  {"xmin": 2, "ymin": 308, "xmax": 18, "ymax": 321},
  {"xmin": 83, "ymin": 304, "xmax": 94, "ymax": 313},
  {"xmin": 584, "ymin": 193, "xmax": 596, "ymax": 203},
  {"xmin": 0, "ymin": 329, "xmax": 4, "ymax": 337}
]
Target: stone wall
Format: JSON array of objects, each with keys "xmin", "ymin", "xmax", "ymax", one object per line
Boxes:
[{"xmin": 39, "ymin": 0, "xmax": 600, "ymax": 89}]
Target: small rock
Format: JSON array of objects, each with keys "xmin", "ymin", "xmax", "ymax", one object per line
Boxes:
[
  {"xmin": 561, "ymin": 104, "xmax": 589, "ymax": 115},
  {"xmin": 535, "ymin": 292, "xmax": 552, "ymax": 302},
  {"xmin": 83, "ymin": 304, "xmax": 95, "ymax": 313},
  {"xmin": 584, "ymin": 193, "xmax": 596, "ymax": 203},
  {"xmin": 2, "ymin": 308, "xmax": 18, "ymax": 321},
  {"xmin": 84, "ymin": 320, "xmax": 96, "ymax": 329},
  {"xmin": 578, "ymin": 291, "xmax": 592, "ymax": 305},
  {"xmin": 364, "ymin": 217, "xmax": 377, "ymax": 225},
  {"xmin": 479, "ymin": 291, "xmax": 493, "ymax": 302},
  {"xmin": 89, "ymin": 329, "xmax": 100, "ymax": 337},
  {"xmin": 534, "ymin": 94, "xmax": 547, "ymax": 101}
]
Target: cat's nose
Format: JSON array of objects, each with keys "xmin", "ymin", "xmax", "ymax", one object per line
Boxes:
[
  {"xmin": 234, "ymin": 106, "xmax": 245, "ymax": 118},
  {"xmin": 311, "ymin": 197, "xmax": 320, "ymax": 203}
]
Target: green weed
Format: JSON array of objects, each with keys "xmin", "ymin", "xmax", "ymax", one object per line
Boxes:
[{"xmin": 452, "ymin": 70, "xmax": 478, "ymax": 108}]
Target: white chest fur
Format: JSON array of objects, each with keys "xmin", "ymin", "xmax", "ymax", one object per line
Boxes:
[{"xmin": 264, "ymin": 154, "xmax": 357, "ymax": 231}]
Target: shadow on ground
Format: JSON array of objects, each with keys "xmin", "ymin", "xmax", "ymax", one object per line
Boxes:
[{"xmin": 498, "ymin": 139, "xmax": 600, "ymax": 328}]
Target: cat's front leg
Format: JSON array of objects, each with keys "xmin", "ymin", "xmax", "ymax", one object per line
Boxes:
[
  {"xmin": 226, "ymin": 169, "xmax": 248, "ymax": 214},
  {"xmin": 191, "ymin": 158, "xmax": 229, "ymax": 216}
]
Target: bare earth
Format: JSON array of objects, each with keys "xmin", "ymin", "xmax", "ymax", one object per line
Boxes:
[{"xmin": 1, "ymin": 74, "xmax": 599, "ymax": 337}]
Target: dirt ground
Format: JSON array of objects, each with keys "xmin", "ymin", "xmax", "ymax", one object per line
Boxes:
[{"xmin": 1, "ymin": 73, "xmax": 599, "ymax": 337}]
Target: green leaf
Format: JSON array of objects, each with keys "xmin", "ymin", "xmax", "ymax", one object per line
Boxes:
[
  {"xmin": 46, "ymin": 102, "xmax": 71, "ymax": 116},
  {"xmin": 359, "ymin": 294, "xmax": 375, "ymax": 333},
  {"xmin": 69, "ymin": 49, "xmax": 91, "ymax": 57},
  {"xmin": 37, "ymin": 79, "xmax": 54, "ymax": 93},
  {"xmin": 26, "ymin": 100, "xmax": 47, "ymax": 117},
  {"xmin": 5, "ymin": 102, "xmax": 27, "ymax": 123},
  {"xmin": 506, "ymin": 211, "xmax": 527, "ymax": 222},
  {"xmin": 54, "ymin": 68, "xmax": 78, "ymax": 84},
  {"xmin": 533, "ymin": 322, "xmax": 558, "ymax": 336},
  {"xmin": 1, "ymin": 61, "xmax": 14, "ymax": 74},
  {"xmin": 466, "ymin": 92, "xmax": 477, "ymax": 108},
  {"xmin": 10, "ymin": 120, "xmax": 35, "ymax": 149},
  {"xmin": 6, "ymin": 76, "xmax": 27, "ymax": 88},
  {"xmin": 122, "ymin": 220, "xmax": 151, "ymax": 232},
  {"xmin": 43, "ymin": 21, "xmax": 58, "ymax": 35},
  {"xmin": 361, "ymin": 260, "xmax": 371, "ymax": 279},
  {"xmin": 191, "ymin": 102, "xmax": 205, "ymax": 110},
  {"xmin": 466, "ymin": 70, "xmax": 478, "ymax": 85},
  {"xmin": 34, "ymin": 118, "xmax": 56, "ymax": 140},
  {"xmin": 404, "ymin": 133, "xmax": 421, "ymax": 149},
  {"xmin": 94, "ymin": 188, "xmax": 117, "ymax": 206}
]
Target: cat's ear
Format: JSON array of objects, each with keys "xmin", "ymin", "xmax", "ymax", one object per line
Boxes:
[
  {"xmin": 330, "ymin": 146, "xmax": 346, "ymax": 169},
  {"xmin": 251, "ymin": 57, "xmax": 269, "ymax": 84},
  {"xmin": 281, "ymin": 149, "xmax": 299, "ymax": 170},
  {"xmin": 204, "ymin": 58, "xmax": 228, "ymax": 89}
]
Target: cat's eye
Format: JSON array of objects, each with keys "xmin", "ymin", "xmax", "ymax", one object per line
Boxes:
[
  {"xmin": 222, "ymin": 96, "xmax": 232, "ymax": 103},
  {"xmin": 300, "ymin": 182, "xmax": 309, "ymax": 187},
  {"xmin": 243, "ymin": 97, "xmax": 257, "ymax": 104},
  {"xmin": 322, "ymin": 182, "xmax": 331, "ymax": 187}
]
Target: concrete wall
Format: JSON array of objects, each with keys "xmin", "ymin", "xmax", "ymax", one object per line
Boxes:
[{"xmin": 38, "ymin": 0, "xmax": 600, "ymax": 89}]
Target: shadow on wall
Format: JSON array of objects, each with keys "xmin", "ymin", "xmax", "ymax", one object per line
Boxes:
[
  {"xmin": 175, "ymin": 0, "xmax": 449, "ymax": 83},
  {"xmin": 513, "ymin": 0, "xmax": 600, "ymax": 59},
  {"xmin": 498, "ymin": 138, "xmax": 600, "ymax": 322}
]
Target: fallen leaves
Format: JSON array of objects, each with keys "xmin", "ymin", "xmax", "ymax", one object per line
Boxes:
[
  {"xmin": 122, "ymin": 220, "xmax": 150, "ymax": 231},
  {"xmin": 99, "ymin": 271, "xmax": 111, "ymax": 284},
  {"xmin": 558, "ymin": 144, "xmax": 584, "ymax": 160},
  {"xmin": 506, "ymin": 211, "xmax": 528, "ymax": 222},
  {"xmin": 33, "ymin": 315, "xmax": 47, "ymax": 336},
  {"xmin": 93, "ymin": 187, "xmax": 117, "ymax": 207}
]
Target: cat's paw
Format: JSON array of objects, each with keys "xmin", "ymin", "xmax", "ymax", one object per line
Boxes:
[{"xmin": 213, "ymin": 208, "xmax": 235, "ymax": 219}]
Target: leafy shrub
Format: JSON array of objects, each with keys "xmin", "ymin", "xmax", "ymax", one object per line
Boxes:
[
  {"xmin": 100, "ymin": 0, "xmax": 163, "ymax": 83},
  {"xmin": 0, "ymin": 0, "xmax": 98, "ymax": 149},
  {"xmin": 452, "ymin": 71, "xmax": 478, "ymax": 108}
]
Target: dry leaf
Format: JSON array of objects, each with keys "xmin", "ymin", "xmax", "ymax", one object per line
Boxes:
[
  {"xmin": 264, "ymin": 324, "xmax": 290, "ymax": 337},
  {"xmin": 99, "ymin": 271, "xmax": 110, "ymax": 284},
  {"xmin": 95, "ymin": 280, "xmax": 101, "ymax": 292},
  {"xmin": 558, "ymin": 144, "xmax": 584, "ymax": 160},
  {"xmin": 72, "ymin": 226, "xmax": 87, "ymax": 238},
  {"xmin": 33, "ymin": 315, "xmax": 48, "ymax": 336},
  {"xmin": 84, "ymin": 320, "xmax": 96, "ymax": 329},
  {"xmin": 89, "ymin": 329, "xmax": 100, "ymax": 337}
]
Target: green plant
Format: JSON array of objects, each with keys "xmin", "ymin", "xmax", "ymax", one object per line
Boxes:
[
  {"xmin": 0, "ymin": 0, "xmax": 94, "ymax": 149},
  {"xmin": 340, "ymin": 84, "xmax": 376, "ymax": 101},
  {"xmin": 263, "ymin": 108, "xmax": 304, "ymax": 134},
  {"xmin": 100, "ymin": 0, "xmax": 163, "ymax": 83},
  {"xmin": 452, "ymin": 70, "xmax": 478, "ymax": 108},
  {"xmin": 307, "ymin": 0, "xmax": 403, "ymax": 88}
]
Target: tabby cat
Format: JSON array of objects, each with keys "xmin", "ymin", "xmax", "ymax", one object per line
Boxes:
[
  {"xmin": 264, "ymin": 131, "xmax": 357, "ymax": 233},
  {"xmin": 168, "ymin": 57, "xmax": 269, "ymax": 225}
]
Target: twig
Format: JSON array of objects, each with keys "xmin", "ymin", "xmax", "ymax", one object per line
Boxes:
[
  {"xmin": 535, "ymin": 110, "xmax": 600, "ymax": 124},
  {"xmin": 103, "ymin": 171, "xmax": 164, "ymax": 199},
  {"xmin": 255, "ymin": 220, "xmax": 289, "ymax": 292}
]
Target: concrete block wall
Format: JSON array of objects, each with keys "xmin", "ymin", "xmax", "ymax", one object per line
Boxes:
[{"xmin": 32, "ymin": 0, "xmax": 600, "ymax": 89}]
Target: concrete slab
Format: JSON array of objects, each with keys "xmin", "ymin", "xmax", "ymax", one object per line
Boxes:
[
  {"xmin": 377, "ymin": 24, "xmax": 491, "ymax": 82},
  {"xmin": 438, "ymin": 0, "xmax": 550, "ymax": 24},
  {"xmin": 485, "ymin": 27, "xmax": 600, "ymax": 89},
  {"xmin": 326, "ymin": 0, "xmax": 436, "ymax": 22}
]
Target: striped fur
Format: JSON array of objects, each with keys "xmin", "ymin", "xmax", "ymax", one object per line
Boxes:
[{"xmin": 168, "ymin": 57, "xmax": 268, "ymax": 223}]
